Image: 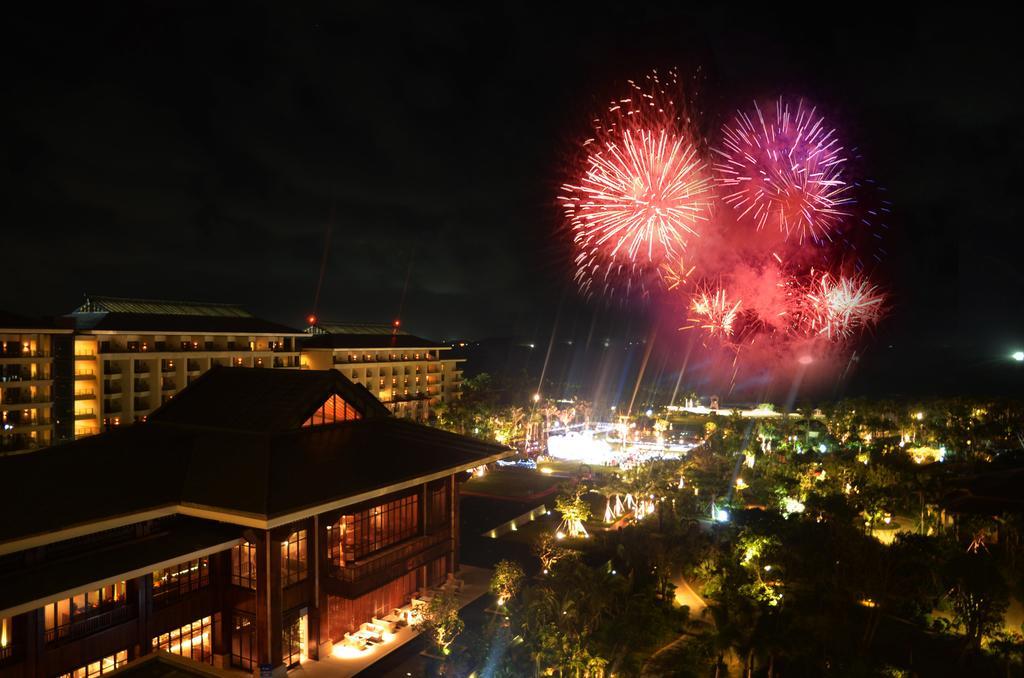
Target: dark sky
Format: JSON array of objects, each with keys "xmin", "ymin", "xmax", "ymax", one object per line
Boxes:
[{"xmin": 5, "ymin": 3, "xmax": 1023, "ymax": 396}]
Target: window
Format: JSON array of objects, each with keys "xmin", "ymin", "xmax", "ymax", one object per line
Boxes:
[
  {"xmin": 231, "ymin": 613, "xmax": 255, "ymax": 671},
  {"xmin": 152, "ymin": 615, "xmax": 214, "ymax": 665},
  {"xmin": 56, "ymin": 650, "xmax": 128, "ymax": 678},
  {"xmin": 281, "ymin": 530, "xmax": 308, "ymax": 585},
  {"xmin": 1, "ymin": 616, "xmax": 10, "ymax": 661},
  {"xmin": 339, "ymin": 493, "xmax": 419, "ymax": 562},
  {"xmin": 282, "ymin": 611, "xmax": 308, "ymax": 668},
  {"xmin": 44, "ymin": 583, "xmax": 127, "ymax": 642},
  {"xmin": 302, "ymin": 394, "xmax": 362, "ymax": 427},
  {"xmin": 428, "ymin": 481, "xmax": 449, "ymax": 532},
  {"xmin": 231, "ymin": 542, "xmax": 257, "ymax": 590},
  {"xmin": 152, "ymin": 558, "xmax": 209, "ymax": 606}
]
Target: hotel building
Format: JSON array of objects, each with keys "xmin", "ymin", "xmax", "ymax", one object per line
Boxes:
[
  {"xmin": 301, "ymin": 322, "xmax": 463, "ymax": 422},
  {"xmin": 0, "ymin": 312, "xmax": 75, "ymax": 455},
  {"xmin": 0, "ymin": 367, "xmax": 508, "ymax": 678},
  {"xmin": 65, "ymin": 296, "xmax": 304, "ymax": 438}
]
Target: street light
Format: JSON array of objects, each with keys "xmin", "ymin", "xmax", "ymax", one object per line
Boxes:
[{"xmin": 532, "ymin": 393, "xmax": 541, "ymax": 403}]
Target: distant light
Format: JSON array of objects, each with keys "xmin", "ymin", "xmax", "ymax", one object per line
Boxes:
[
  {"xmin": 1013, "ymin": 351, "xmax": 1024, "ymax": 362},
  {"xmin": 914, "ymin": 411, "xmax": 924, "ymax": 421},
  {"xmin": 528, "ymin": 343, "xmax": 535, "ymax": 349},
  {"xmin": 610, "ymin": 405, "xmax": 616, "ymax": 411},
  {"xmin": 532, "ymin": 393, "xmax": 541, "ymax": 403},
  {"xmin": 306, "ymin": 315, "xmax": 317, "ymax": 325},
  {"xmin": 818, "ymin": 443, "xmax": 827, "ymax": 453},
  {"xmin": 393, "ymin": 319, "xmax": 401, "ymax": 327},
  {"xmin": 798, "ymin": 355, "xmax": 813, "ymax": 365},
  {"xmin": 540, "ymin": 467, "xmax": 553, "ymax": 475},
  {"xmin": 645, "ymin": 408, "xmax": 653, "ymax": 417}
]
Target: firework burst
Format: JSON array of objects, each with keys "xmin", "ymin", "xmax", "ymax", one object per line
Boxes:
[
  {"xmin": 713, "ymin": 98, "xmax": 853, "ymax": 244},
  {"xmin": 561, "ymin": 70, "xmax": 712, "ymax": 300},
  {"xmin": 802, "ymin": 272, "xmax": 886, "ymax": 340},
  {"xmin": 684, "ymin": 285, "xmax": 742, "ymax": 340}
]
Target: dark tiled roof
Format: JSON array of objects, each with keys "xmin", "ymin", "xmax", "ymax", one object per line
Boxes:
[
  {"xmin": 151, "ymin": 367, "xmax": 391, "ymax": 432},
  {"xmin": 0, "ymin": 369, "xmax": 510, "ymax": 543},
  {"xmin": 941, "ymin": 467, "xmax": 1024, "ymax": 514},
  {"xmin": 0, "ymin": 310, "xmax": 71, "ymax": 331},
  {"xmin": 75, "ymin": 295, "xmax": 253, "ymax": 317},
  {"xmin": 70, "ymin": 312, "xmax": 303, "ymax": 335},
  {"xmin": 301, "ymin": 333, "xmax": 448, "ymax": 350},
  {"xmin": 0, "ymin": 516, "xmax": 240, "ymax": 613},
  {"xmin": 311, "ymin": 321, "xmax": 409, "ymax": 335}
]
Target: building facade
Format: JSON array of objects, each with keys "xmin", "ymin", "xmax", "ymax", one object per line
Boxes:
[
  {"xmin": 66, "ymin": 296, "xmax": 304, "ymax": 438},
  {"xmin": 0, "ymin": 313, "xmax": 74, "ymax": 455},
  {"xmin": 0, "ymin": 368, "xmax": 508, "ymax": 678},
  {"xmin": 301, "ymin": 322, "xmax": 463, "ymax": 422}
]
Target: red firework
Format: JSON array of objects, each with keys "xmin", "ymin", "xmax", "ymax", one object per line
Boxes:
[
  {"xmin": 801, "ymin": 271, "xmax": 886, "ymax": 340},
  {"xmin": 684, "ymin": 285, "xmax": 742, "ymax": 340},
  {"xmin": 561, "ymin": 71, "xmax": 712, "ymax": 300},
  {"xmin": 713, "ymin": 98, "xmax": 853, "ymax": 244}
]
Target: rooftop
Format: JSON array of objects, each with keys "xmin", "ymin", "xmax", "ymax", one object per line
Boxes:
[
  {"xmin": 302, "ymin": 333, "xmax": 450, "ymax": 350},
  {"xmin": 0, "ymin": 368, "xmax": 509, "ymax": 547},
  {"xmin": 69, "ymin": 295, "xmax": 303, "ymax": 335}
]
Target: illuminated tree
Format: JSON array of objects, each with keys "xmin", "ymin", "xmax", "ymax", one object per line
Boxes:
[
  {"xmin": 421, "ymin": 589, "xmax": 464, "ymax": 658},
  {"xmin": 555, "ymin": 491, "xmax": 592, "ymax": 539},
  {"xmin": 490, "ymin": 559, "xmax": 525, "ymax": 608}
]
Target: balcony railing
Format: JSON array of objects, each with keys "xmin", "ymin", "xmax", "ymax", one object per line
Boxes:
[
  {"xmin": 0, "ymin": 350, "xmax": 50, "ymax": 358},
  {"xmin": 44, "ymin": 604, "xmax": 136, "ymax": 644},
  {"xmin": 330, "ymin": 530, "xmax": 449, "ymax": 585}
]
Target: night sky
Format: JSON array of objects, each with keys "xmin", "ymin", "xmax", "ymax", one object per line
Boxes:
[{"xmin": 6, "ymin": 4, "xmax": 1022, "ymax": 396}]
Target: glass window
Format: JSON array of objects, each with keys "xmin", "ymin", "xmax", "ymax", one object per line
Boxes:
[
  {"xmin": 282, "ymin": 612, "xmax": 308, "ymax": 668},
  {"xmin": 302, "ymin": 394, "xmax": 362, "ymax": 427},
  {"xmin": 44, "ymin": 583, "xmax": 127, "ymax": 642},
  {"xmin": 152, "ymin": 615, "xmax": 214, "ymax": 665},
  {"xmin": 152, "ymin": 558, "xmax": 209, "ymax": 605},
  {"xmin": 55, "ymin": 650, "xmax": 127, "ymax": 678},
  {"xmin": 1, "ymin": 616, "xmax": 10, "ymax": 659},
  {"xmin": 281, "ymin": 530, "xmax": 308, "ymax": 585},
  {"xmin": 341, "ymin": 492, "xmax": 419, "ymax": 561},
  {"xmin": 231, "ymin": 542, "xmax": 257, "ymax": 590},
  {"xmin": 231, "ymin": 612, "xmax": 255, "ymax": 671}
]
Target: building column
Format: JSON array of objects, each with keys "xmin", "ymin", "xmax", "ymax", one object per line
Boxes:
[
  {"xmin": 255, "ymin": 531, "xmax": 285, "ymax": 678},
  {"xmin": 451, "ymin": 474, "xmax": 460, "ymax": 574},
  {"xmin": 311, "ymin": 514, "xmax": 329, "ymax": 661},
  {"xmin": 135, "ymin": 574, "xmax": 153, "ymax": 659},
  {"xmin": 211, "ymin": 551, "xmax": 231, "ymax": 669},
  {"xmin": 24, "ymin": 608, "xmax": 44, "ymax": 678}
]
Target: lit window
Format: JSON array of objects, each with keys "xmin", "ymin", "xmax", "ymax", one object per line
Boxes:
[
  {"xmin": 56, "ymin": 650, "xmax": 128, "ymax": 678},
  {"xmin": 302, "ymin": 395, "xmax": 361, "ymax": 427},
  {"xmin": 281, "ymin": 529, "xmax": 308, "ymax": 585},
  {"xmin": 231, "ymin": 543, "xmax": 256, "ymax": 590},
  {"xmin": 152, "ymin": 616, "xmax": 214, "ymax": 665}
]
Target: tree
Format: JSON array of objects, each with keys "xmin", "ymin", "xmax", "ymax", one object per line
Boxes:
[
  {"xmin": 555, "ymin": 491, "xmax": 592, "ymax": 539},
  {"xmin": 421, "ymin": 589, "xmax": 465, "ymax": 659},
  {"xmin": 491, "ymin": 559, "xmax": 525, "ymax": 607},
  {"xmin": 944, "ymin": 551, "xmax": 1011, "ymax": 656}
]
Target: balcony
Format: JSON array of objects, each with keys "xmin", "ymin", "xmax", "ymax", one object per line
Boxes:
[
  {"xmin": 133, "ymin": 380, "xmax": 150, "ymax": 393},
  {"xmin": 0, "ymin": 393, "xmax": 52, "ymax": 406},
  {"xmin": 44, "ymin": 604, "xmax": 136, "ymax": 645},
  {"xmin": 74, "ymin": 372, "xmax": 96, "ymax": 380},
  {"xmin": 74, "ymin": 410, "xmax": 97, "ymax": 420},
  {"xmin": 134, "ymin": 364, "xmax": 150, "ymax": 374},
  {"xmin": 328, "ymin": 530, "xmax": 450, "ymax": 597},
  {"xmin": 161, "ymin": 380, "xmax": 176, "ymax": 392},
  {"xmin": 74, "ymin": 392, "xmax": 96, "ymax": 401},
  {"xmin": 0, "ymin": 350, "xmax": 49, "ymax": 359}
]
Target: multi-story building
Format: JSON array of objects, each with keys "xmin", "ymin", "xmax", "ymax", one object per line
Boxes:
[
  {"xmin": 66, "ymin": 296, "xmax": 305, "ymax": 437},
  {"xmin": 0, "ymin": 312, "xmax": 74, "ymax": 455},
  {"xmin": 301, "ymin": 322, "xmax": 464, "ymax": 421},
  {"xmin": 0, "ymin": 367, "xmax": 508, "ymax": 678}
]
